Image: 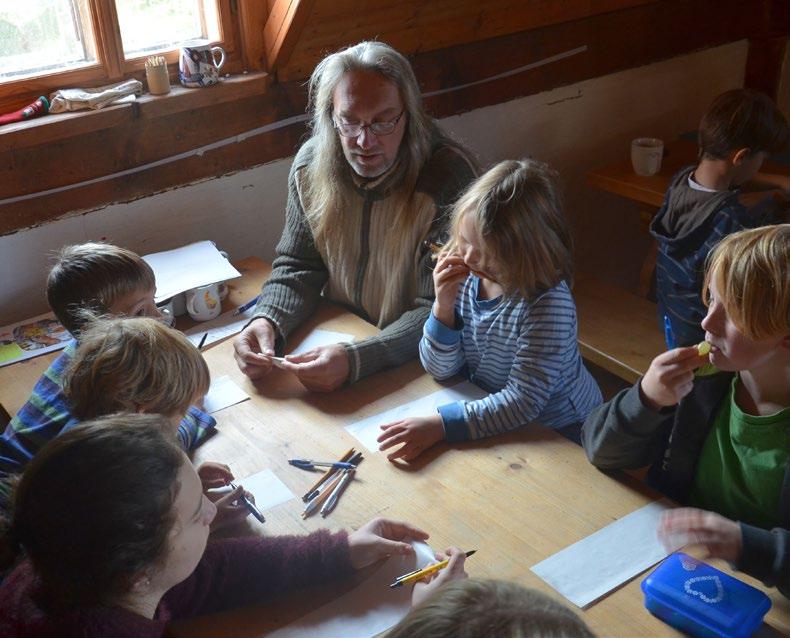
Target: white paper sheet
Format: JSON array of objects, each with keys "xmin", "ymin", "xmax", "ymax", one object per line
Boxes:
[
  {"xmin": 345, "ymin": 381, "xmax": 487, "ymax": 451},
  {"xmin": 185, "ymin": 307, "xmax": 255, "ymax": 349},
  {"xmin": 0, "ymin": 312, "xmax": 71, "ymax": 368},
  {"xmin": 240, "ymin": 468, "xmax": 295, "ymax": 512},
  {"xmin": 266, "ymin": 541, "xmax": 435, "ymax": 638},
  {"xmin": 142, "ymin": 241, "xmax": 241, "ymax": 303},
  {"xmin": 289, "ymin": 330, "xmax": 354, "ymax": 355},
  {"xmin": 203, "ymin": 375, "xmax": 249, "ymax": 414},
  {"xmin": 531, "ymin": 500, "xmax": 673, "ymax": 608}
]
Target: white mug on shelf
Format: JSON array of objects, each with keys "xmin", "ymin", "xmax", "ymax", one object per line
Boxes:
[
  {"xmin": 185, "ymin": 283, "xmax": 222, "ymax": 322},
  {"xmin": 155, "ymin": 297, "xmax": 176, "ymax": 327},
  {"xmin": 631, "ymin": 138, "xmax": 664, "ymax": 176}
]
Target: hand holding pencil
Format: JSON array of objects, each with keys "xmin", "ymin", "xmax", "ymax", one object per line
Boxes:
[{"xmin": 410, "ymin": 547, "xmax": 470, "ymax": 606}]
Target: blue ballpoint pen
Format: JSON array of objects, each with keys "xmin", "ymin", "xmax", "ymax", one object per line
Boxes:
[
  {"xmin": 233, "ymin": 295, "xmax": 260, "ymax": 316},
  {"xmin": 229, "ymin": 481, "xmax": 265, "ymax": 523}
]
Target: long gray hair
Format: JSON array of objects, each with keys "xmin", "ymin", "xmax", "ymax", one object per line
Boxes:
[{"xmin": 303, "ymin": 41, "xmax": 458, "ymax": 269}]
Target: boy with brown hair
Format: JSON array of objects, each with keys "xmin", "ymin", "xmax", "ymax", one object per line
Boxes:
[
  {"xmin": 652, "ymin": 88, "xmax": 789, "ymax": 347},
  {"xmin": 583, "ymin": 225, "xmax": 789, "ymax": 596},
  {"xmin": 0, "ymin": 243, "xmax": 215, "ymax": 483},
  {"xmin": 62, "ymin": 316, "xmax": 252, "ymax": 529}
]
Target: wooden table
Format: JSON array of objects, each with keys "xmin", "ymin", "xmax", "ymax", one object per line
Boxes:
[{"xmin": 2, "ymin": 258, "xmax": 788, "ymax": 637}]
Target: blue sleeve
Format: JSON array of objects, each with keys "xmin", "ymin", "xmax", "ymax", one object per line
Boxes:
[
  {"xmin": 178, "ymin": 406, "xmax": 217, "ymax": 451},
  {"xmin": 419, "ymin": 308, "xmax": 465, "ymax": 381}
]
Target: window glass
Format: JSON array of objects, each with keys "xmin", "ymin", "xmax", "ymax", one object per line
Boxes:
[{"xmin": 0, "ymin": 0, "xmax": 96, "ymax": 81}]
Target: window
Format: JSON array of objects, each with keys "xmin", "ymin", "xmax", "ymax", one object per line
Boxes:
[{"xmin": 0, "ymin": 0, "xmax": 240, "ymax": 111}]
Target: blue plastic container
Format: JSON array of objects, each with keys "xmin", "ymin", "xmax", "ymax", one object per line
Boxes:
[{"xmin": 641, "ymin": 553, "xmax": 771, "ymax": 638}]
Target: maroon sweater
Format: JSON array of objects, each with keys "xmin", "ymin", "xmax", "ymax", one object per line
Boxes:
[{"xmin": 0, "ymin": 530, "xmax": 352, "ymax": 637}]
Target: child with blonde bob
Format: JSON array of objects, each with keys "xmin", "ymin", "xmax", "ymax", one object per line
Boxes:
[
  {"xmin": 63, "ymin": 316, "xmax": 254, "ymax": 530},
  {"xmin": 388, "ymin": 579, "xmax": 593, "ymax": 638},
  {"xmin": 378, "ymin": 159, "xmax": 602, "ymax": 460},
  {"xmin": 1, "ymin": 243, "xmax": 214, "ymax": 488},
  {"xmin": 583, "ymin": 225, "xmax": 789, "ymax": 596}
]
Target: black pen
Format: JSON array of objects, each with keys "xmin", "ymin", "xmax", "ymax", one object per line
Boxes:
[
  {"xmin": 229, "ymin": 481, "xmax": 265, "ymax": 523},
  {"xmin": 197, "ymin": 332, "xmax": 208, "ymax": 351}
]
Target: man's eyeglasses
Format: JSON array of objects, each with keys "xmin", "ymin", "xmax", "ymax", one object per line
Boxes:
[{"xmin": 333, "ymin": 110, "xmax": 405, "ymax": 138}]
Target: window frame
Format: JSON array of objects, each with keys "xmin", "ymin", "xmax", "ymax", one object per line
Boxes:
[{"xmin": 0, "ymin": 0, "xmax": 243, "ymax": 112}]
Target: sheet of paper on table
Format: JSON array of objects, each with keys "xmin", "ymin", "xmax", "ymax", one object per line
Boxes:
[
  {"xmin": 203, "ymin": 375, "xmax": 249, "ymax": 414},
  {"xmin": 143, "ymin": 241, "xmax": 241, "ymax": 303},
  {"xmin": 0, "ymin": 312, "xmax": 70, "ymax": 368},
  {"xmin": 345, "ymin": 381, "xmax": 487, "ymax": 452},
  {"xmin": 531, "ymin": 500, "xmax": 675, "ymax": 608},
  {"xmin": 241, "ymin": 468, "xmax": 295, "ymax": 513},
  {"xmin": 266, "ymin": 541, "xmax": 436, "ymax": 638},
  {"xmin": 185, "ymin": 307, "xmax": 255, "ymax": 349},
  {"xmin": 211, "ymin": 468, "xmax": 295, "ymax": 517},
  {"xmin": 288, "ymin": 330, "xmax": 355, "ymax": 355}
]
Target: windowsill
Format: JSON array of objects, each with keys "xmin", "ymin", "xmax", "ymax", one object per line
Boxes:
[{"xmin": 0, "ymin": 71, "xmax": 271, "ymax": 152}]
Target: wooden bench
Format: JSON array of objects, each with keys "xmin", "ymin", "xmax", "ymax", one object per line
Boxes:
[{"xmin": 574, "ymin": 274, "xmax": 665, "ymax": 384}]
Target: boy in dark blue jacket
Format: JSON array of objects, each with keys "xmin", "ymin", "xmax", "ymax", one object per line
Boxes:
[{"xmin": 651, "ymin": 89, "xmax": 788, "ymax": 347}]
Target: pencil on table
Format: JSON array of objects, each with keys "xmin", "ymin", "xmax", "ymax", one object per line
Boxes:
[{"xmin": 302, "ymin": 447, "xmax": 354, "ymax": 501}]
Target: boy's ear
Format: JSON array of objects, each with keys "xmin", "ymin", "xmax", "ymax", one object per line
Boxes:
[{"xmin": 731, "ymin": 148, "xmax": 752, "ymax": 166}]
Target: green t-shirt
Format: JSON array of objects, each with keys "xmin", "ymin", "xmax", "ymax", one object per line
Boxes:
[{"xmin": 690, "ymin": 375, "xmax": 790, "ymax": 529}]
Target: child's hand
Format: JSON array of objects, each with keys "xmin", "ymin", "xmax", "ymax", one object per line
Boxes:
[
  {"xmin": 377, "ymin": 414, "xmax": 445, "ymax": 461},
  {"xmin": 207, "ymin": 483, "xmax": 254, "ymax": 532},
  {"xmin": 348, "ymin": 518, "xmax": 430, "ymax": 569},
  {"xmin": 432, "ymin": 252, "xmax": 469, "ymax": 328},
  {"xmin": 197, "ymin": 461, "xmax": 234, "ymax": 490},
  {"xmin": 640, "ymin": 347, "xmax": 702, "ymax": 410},
  {"xmin": 411, "ymin": 547, "xmax": 469, "ymax": 607},
  {"xmin": 658, "ymin": 508, "xmax": 743, "ymax": 563}
]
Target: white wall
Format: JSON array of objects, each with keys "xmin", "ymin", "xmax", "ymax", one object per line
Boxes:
[{"xmin": 0, "ymin": 41, "xmax": 748, "ymax": 326}]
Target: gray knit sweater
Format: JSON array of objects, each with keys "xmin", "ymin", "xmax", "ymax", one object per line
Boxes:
[{"xmin": 252, "ymin": 136, "xmax": 476, "ymax": 383}]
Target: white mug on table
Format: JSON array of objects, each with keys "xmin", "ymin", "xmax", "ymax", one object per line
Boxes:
[
  {"xmin": 186, "ymin": 284, "xmax": 223, "ymax": 321},
  {"xmin": 631, "ymin": 137, "xmax": 664, "ymax": 176}
]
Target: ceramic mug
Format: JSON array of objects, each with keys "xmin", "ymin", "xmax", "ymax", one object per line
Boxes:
[
  {"xmin": 179, "ymin": 40, "xmax": 226, "ymax": 88},
  {"xmin": 155, "ymin": 298, "xmax": 176, "ymax": 327},
  {"xmin": 186, "ymin": 283, "xmax": 222, "ymax": 321},
  {"xmin": 631, "ymin": 138, "xmax": 664, "ymax": 176}
]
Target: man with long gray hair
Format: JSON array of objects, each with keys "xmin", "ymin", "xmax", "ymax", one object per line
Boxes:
[{"xmin": 234, "ymin": 41, "xmax": 476, "ymax": 390}]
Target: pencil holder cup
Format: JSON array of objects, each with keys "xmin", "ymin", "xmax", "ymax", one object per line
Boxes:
[{"xmin": 145, "ymin": 57, "xmax": 170, "ymax": 96}]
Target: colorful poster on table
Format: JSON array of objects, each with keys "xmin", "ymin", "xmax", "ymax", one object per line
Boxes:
[{"xmin": 0, "ymin": 313, "xmax": 71, "ymax": 368}]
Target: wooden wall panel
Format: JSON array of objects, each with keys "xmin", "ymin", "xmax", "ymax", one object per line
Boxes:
[
  {"xmin": 277, "ymin": 0, "xmax": 656, "ymax": 80},
  {"xmin": 0, "ymin": 0, "xmax": 780, "ymax": 235}
]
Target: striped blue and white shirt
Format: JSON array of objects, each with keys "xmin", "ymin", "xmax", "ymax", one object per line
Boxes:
[{"xmin": 420, "ymin": 277, "xmax": 602, "ymax": 442}]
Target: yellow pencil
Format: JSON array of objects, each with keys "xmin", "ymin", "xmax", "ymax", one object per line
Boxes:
[{"xmin": 389, "ymin": 550, "xmax": 476, "ymax": 588}]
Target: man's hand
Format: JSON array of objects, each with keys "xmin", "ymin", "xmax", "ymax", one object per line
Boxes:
[
  {"xmin": 432, "ymin": 252, "xmax": 469, "ymax": 328},
  {"xmin": 640, "ymin": 347, "xmax": 702, "ymax": 410},
  {"xmin": 377, "ymin": 414, "xmax": 445, "ymax": 462},
  {"xmin": 659, "ymin": 508, "xmax": 743, "ymax": 563},
  {"xmin": 347, "ymin": 518, "xmax": 430, "ymax": 570},
  {"xmin": 280, "ymin": 343, "xmax": 350, "ymax": 392},
  {"xmin": 234, "ymin": 317, "xmax": 277, "ymax": 380}
]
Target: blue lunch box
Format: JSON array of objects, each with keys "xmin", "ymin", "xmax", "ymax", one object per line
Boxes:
[{"xmin": 641, "ymin": 552, "xmax": 771, "ymax": 637}]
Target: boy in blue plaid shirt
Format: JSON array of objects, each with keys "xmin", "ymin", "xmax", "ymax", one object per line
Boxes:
[{"xmin": 0, "ymin": 243, "xmax": 215, "ymax": 486}]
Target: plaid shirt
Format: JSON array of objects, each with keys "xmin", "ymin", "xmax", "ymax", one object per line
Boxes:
[{"xmin": 0, "ymin": 340, "xmax": 215, "ymax": 487}]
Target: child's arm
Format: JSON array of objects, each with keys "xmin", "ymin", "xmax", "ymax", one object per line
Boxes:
[
  {"xmin": 419, "ymin": 313, "xmax": 466, "ymax": 381},
  {"xmin": 164, "ymin": 530, "xmax": 353, "ymax": 618},
  {"xmin": 582, "ymin": 346, "xmax": 701, "ymax": 469},
  {"xmin": 419, "ymin": 252, "xmax": 469, "ymax": 380},
  {"xmin": 177, "ymin": 406, "xmax": 216, "ymax": 451},
  {"xmin": 660, "ymin": 508, "xmax": 790, "ymax": 594}
]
